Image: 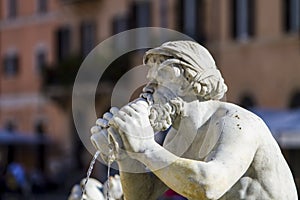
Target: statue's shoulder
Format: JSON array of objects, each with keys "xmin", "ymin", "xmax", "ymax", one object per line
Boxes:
[
  {"xmin": 213, "ymin": 102, "xmax": 267, "ymax": 137},
  {"xmin": 219, "ymin": 102, "xmax": 263, "ymax": 122}
]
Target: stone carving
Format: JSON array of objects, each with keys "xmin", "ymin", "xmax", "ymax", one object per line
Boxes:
[
  {"xmin": 90, "ymin": 41, "xmax": 298, "ymax": 199},
  {"xmin": 68, "ymin": 175, "xmax": 123, "ymax": 200}
]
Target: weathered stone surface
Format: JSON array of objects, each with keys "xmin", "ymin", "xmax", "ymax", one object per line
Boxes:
[{"xmin": 90, "ymin": 41, "xmax": 298, "ymax": 199}]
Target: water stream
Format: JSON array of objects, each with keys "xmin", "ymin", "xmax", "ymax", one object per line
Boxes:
[
  {"xmin": 81, "ymin": 150, "xmax": 100, "ymax": 199},
  {"xmin": 81, "ymin": 140, "xmax": 115, "ymax": 199},
  {"xmin": 106, "ymin": 134, "xmax": 115, "ymax": 199}
]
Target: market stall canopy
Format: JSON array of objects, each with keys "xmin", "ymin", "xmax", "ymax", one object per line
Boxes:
[{"xmin": 0, "ymin": 130, "xmax": 51, "ymax": 145}]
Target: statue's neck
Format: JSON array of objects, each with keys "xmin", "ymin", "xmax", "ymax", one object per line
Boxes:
[{"xmin": 173, "ymin": 99, "xmax": 221, "ymax": 131}]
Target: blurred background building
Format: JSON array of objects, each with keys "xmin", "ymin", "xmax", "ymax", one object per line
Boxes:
[{"xmin": 0, "ymin": 0, "xmax": 299, "ymax": 198}]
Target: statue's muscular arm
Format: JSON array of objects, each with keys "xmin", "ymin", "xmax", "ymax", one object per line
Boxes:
[
  {"xmin": 119, "ymin": 169, "xmax": 168, "ymax": 200},
  {"xmin": 119, "ymin": 128, "xmax": 177, "ymax": 200},
  {"xmin": 117, "ymin": 134, "xmax": 169, "ymax": 200},
  {"xmin": 132, "ymin": 118, "xmax": 260, "ymax": 199}
]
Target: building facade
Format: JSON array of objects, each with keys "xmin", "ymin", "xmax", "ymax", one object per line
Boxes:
[{"xmin": 0, "ymin": 0, "xmax": 299, "ymax": 192}]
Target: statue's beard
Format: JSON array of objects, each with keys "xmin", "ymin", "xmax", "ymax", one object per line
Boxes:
[{"xmin": 140, "ymin": 92, "xmax": 184, "ymax": 132}]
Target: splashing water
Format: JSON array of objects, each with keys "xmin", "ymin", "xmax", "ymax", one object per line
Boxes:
[
  {"xmin": 81, "ymin": 139, "xmax": 115, "ymax": 199},
  {"xmin": 106, "ymin": 130, "xmax": 116, "ymax": 200},
  {"xmin": 106, "ymin": 135, "xmax": 115, "ymax": 200},
  {"xmin": 81, "ymin": 150, "xmax": 100, "ymax": 199}
]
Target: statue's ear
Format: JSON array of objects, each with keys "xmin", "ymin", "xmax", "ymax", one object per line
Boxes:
[
  {"xmin": 199, "ymin": 83, "xmax": 208, "ymax": 97},
  {"xmin": 191, "ymin": 82, "xmax": 209, "ymax": 99},
  {"xmin": 184, "ymin": 68, "xmax": 197, "ymax": 82}
]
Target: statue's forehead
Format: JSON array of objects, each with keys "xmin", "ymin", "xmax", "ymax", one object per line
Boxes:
[
  {"xmin": 144, "ymin": 41, "xmax": 217, "ymax": 75},
  {"xmin": 144, "ymin": 54, "xmax": 172, "ymax": 65}
]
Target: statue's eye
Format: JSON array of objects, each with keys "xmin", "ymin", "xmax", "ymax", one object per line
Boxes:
[
  {"xmin": 172, "ymin": 66, "xmax": 181, "ymax": 77},
  {"xmin": 157, "ymin": 66, "xmax": 177, "ymax": 82},
  {"xmin": 159, "ymin": 56, "xmax": 166, "ymax": 64}
]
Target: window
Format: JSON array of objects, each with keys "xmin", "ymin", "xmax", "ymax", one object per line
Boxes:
[
  {"xmin": 80, "ymin": 21, "xmax": 96, "ymax": 57},
  {"xmin": 36, "ymin": 50, "xmax": 47, "ymax": 74},
  {"xmin": 129, "ymin": 1, "xmax": 151, "ymax": 28},
  {"xmin": 113, "ymin": 16, "xmax": 127, "ymax": 34},
  {"xmin": 160, "ymin": 0, "xmax": 168, "ymax": 27},
  {"xmin": 178, "ymin": 0, "xmax": 205, "ymax": 42},
  {"xmin": 112, "ymin": 16, "xmax": 128, "ymax": 49},
  {"xmin": 37, "ymin": 0, "xmax": 48, "ymax": 13},
  {"xmin": 232, "ymin": 0, "xmax": 255, "ymax": 40},
  {"xmin": 284, "ymin": 0, "xmax": 300, "ymax": 33},
  {"xmin": 56, "ymin": 27, "xmax": 71, "ymax": 61},
  {"xmin": 7, "ymin": 0, "xmax": 17, "ymax": 18},
  {"xmin": 3, "ymin": 54, "xmax": 19, "ymax": 77},
  {"xmin": 129, "ymin": 1, "xmax": 151, "ymax": 46}
]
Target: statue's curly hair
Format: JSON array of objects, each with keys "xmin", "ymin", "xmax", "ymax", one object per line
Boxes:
[{"xmin": 143, "ymin": 40, "xmax": 228, "ymax": 100}]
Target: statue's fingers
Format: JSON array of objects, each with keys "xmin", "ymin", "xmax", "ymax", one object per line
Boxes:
[
  {"xmin": 121, "ymin": 105, "xmax": 138, "ymax": 118},
  {"xmin": 107, "ymin": 127, "xmax": 124, "ymax": 149},
  {"xmin": 114, "ymin": 110, "xmax": 129, "ymax": 122},
  {"xmin": 103, "ymin": 112, "xmax": 113, "ymax": 121},
  {"xmin": 131, "ymin": 103, "xmax": 149, "ymax": 115},
  {"xmin": 110, "ymin": 116, "xmax": 128, "ymax": 134},
  {"xmin": 130, "ymin": 103, "xmax": 143, "ymax": 112},
  {"xmin": 90, "ymin": 130, "xmax": 109, "ymax": 153},
  {"xmin": 90, "ymin": 125, "xmax": 102, "ymax": 135},
  {"xmin": 135, "ymin": 99, "xmax": 149, "ymax": 108},
  {"xmin": 107, "ymin": 127, "xmax": 131, "ymax": 157},
  {"xmin": 96, "ymin": 118, "xmax": 108, "ymax": 128},
  {"xmin": 110, "ymin": 107, "xmax": 119, "ymax": 115}
]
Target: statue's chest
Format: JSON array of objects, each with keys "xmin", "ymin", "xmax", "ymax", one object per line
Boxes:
[
  {"xmin": 163, "ymin": 117, "xmax": 221, "ymax": 160},
  {"xmin": 219, "ymin": 176, "xmax": 270, "ymax": 200},
  {"xmin": 181, "ymin": 121, "xmax": 221, "ymax": 160}
]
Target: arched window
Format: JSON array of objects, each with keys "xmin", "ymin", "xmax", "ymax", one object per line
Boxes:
[
  {"xmin": 35, "ymin": 49, "xmax": 47, "ymax": 74},
  {"xmin": 3, "ymin": 52, "xmax": 20, "ymax": 77},
  {"xmin": 7, "ymin": 0, "xmax": 18, "ymax": 19},
  {"xmin": 178, "ymin": 0, "xmax": 205, "ymax": 42},
  {"xmin": 37, "ymin": 0, "xmax": 48, "ymax": 13},
  {"xmin": 80, "ymin": 20, "xmax": 96, "ymax": 57},
  {"xmin": 231, "ymin": 0, "xmax": 255, "ymax": 40},
  {"xmin": 283, "ymin": 0, "xmax": 300, "ymax": 33}
]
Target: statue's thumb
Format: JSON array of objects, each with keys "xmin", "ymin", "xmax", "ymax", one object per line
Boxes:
[{"xmin": 107, "ymin": 127, "xmax": 124, "ymax": 150}]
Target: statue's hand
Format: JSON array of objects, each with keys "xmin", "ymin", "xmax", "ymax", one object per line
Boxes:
[
  {"xmin": 90, "ymin": 107, "xmax": 126, "ymax": 162},
  {"xmin": 110, "ymin": 100, "xmax": 157, "ymax": 154}
]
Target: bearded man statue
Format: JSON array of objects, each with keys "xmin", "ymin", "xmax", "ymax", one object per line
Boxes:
[{"xmin": 90, "ymin": 41, "xmax": 298, "ymax": 200}]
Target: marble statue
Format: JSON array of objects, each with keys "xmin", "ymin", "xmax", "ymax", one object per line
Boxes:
[
  {"xmin": 89, "ymin": 41, "xmax": 298, "ymax": 199},
  {"xmin": 68, "ymin": 175, "xmax": 123, "ymax": 200}
]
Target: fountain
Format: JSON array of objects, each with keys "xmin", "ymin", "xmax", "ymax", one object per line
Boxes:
[
  {"xmin": 70, "ymin": 40, "xmax": 298, "ymax": 200},
  {"xmin": 81, "ymin": 150, "xmax": 100, "ymax": 199}
]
